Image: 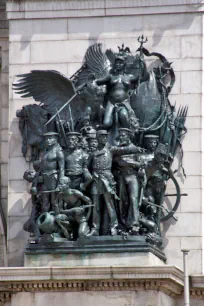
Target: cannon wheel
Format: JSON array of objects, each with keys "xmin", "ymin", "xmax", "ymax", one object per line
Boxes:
[{"xmin": 160, "ymin": 169, "xmax": 181, "ymax": 222}]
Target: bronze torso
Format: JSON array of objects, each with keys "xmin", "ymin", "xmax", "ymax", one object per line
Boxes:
[{"xmin": 65, "ymin": 148, "xmax": 88, "ymax": 176}]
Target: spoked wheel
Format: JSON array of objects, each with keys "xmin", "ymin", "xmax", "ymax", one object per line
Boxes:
[{"xmin": 160, "ymin": 169, "xmax": 182, "ymax": 222}]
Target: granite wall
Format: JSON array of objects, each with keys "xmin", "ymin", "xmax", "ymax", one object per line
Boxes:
[{"xmin": 6, "ymin": 0, "xmax": 204, "ymax": 270}]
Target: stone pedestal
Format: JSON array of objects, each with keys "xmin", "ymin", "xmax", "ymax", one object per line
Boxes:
[{"xmin": 24, "ymin": 236, "xmax": 166, "ymax": 267}]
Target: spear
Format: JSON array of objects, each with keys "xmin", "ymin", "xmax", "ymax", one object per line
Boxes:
[
  {"xmin": 68, "ymin": 105, "xmax": 74, "ymax": 132},
  {"xmin": 56, "ymin": 108, "xmax": 69, "ymax": 148},
  {"xmin": 45, "ymin": 82, "xmax": 87, "ymax": 126}
]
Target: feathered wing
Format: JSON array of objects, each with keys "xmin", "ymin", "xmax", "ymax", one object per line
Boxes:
[
  {"xmin": 13, "ymin": 43, "xmax": 111, "ymax": 127},
  {"xmin": 13, "ymin": 70, "xmax": 76, "ymax": 113},
  {"xmin": 73, "ymin": 43, "xmax": 111, "ymax": 86}
]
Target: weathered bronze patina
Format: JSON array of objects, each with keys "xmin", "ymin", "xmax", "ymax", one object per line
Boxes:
[{"xmin": 13, "ymin": 36, "xmax": 187, "ymax": 250}]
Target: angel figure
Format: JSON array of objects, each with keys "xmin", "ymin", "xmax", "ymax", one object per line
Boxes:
[{"xmin": 93, "ymin": 51, "xmax": 149, "ymax": 139}]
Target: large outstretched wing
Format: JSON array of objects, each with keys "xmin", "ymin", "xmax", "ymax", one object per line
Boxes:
[
  {"xmin": 13, "ymin": 70, "xmax": 76, "ymax": 113},
  {"xmin": 73, "ymin": 43, "xmax": 111, "ymax": 86}
]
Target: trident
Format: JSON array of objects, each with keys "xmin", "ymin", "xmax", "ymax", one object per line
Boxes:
[{"xmin": 137, "ymin": 34, "xmax": 148, "ymax": 57}]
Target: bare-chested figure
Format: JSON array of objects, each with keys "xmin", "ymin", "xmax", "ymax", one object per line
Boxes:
[{"xmin": 40, "ymin": 132, "xmax": 65, "ymax": 213}]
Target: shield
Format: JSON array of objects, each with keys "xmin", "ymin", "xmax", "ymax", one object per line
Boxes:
[{"xmin": 130, "ymin": 71, "xmax": 162, "ymax": 129}]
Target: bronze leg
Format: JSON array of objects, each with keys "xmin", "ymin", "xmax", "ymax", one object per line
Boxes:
[
  {"xmin": 103, "ymin": 193, "xmax": 118, "ymax": 235},
  {"xmin": 126, "ymin": 175, "xmax": 139, "ymax": 228}
]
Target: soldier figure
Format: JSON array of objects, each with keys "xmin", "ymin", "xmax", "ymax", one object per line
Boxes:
[
  {"xmin": 87, "ymin": 134, "xmax": 98, "ymax": 153},
  {"xmin": 114, "ymin": 128, "xmax": 145, "ymax": 234},
  {"xmin": 40, "ymin": 132, "xmax": 65, "ymax": 214},
  {"xmin": 88, "ymin": 129, "xmax": 143, "ymax": 236},
  {"xmin": 64, "ymin": 132, "xmax": 92, "ymax": 189},
  {"xmin": 88, "ymin": 130, "xmax": 118, "ymax": 236}
]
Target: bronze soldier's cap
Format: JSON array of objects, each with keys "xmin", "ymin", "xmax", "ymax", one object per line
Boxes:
[
  {"xmin": 118, "ymin": 128, "xmax": 132, "ymax": 134},
  {"xmin": 86, "ymin": 133, "xmax": 97, "ymax": 140},
  {"xmin": 97, "ymin": 130, "xmax": 108, "ymax": 135},
  {"xmin": 43, "ymin": 132, "xmax": 59, "ymax": 137},
  {"xmin": 144, "ymin": 134, "xmax": 159, "ymax": 139},
  {"xmin": 66, "ymin": 132, "xmax": 81, "ymax": 137}
]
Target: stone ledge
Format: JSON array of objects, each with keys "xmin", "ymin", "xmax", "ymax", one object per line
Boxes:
[
  {"xmin": 0, "ymin": 266, "xmax": 204, "ymax": 302},
  {"xmin": 0, "ymin": 265, "xmax": 184, "ymax": 301},
  {"xmin": 6, "ymin": 0, "xmax": 204, "ymax": 20}
]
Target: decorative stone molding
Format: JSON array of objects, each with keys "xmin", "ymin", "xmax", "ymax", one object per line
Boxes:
[
  {"xmin": 0, "ymin": 266, "xmax": 204, "ymax": 301},
  {"xmin": 189, "ymin": 275, "xmax": 204, "ymax": 299},
  {"xmin": 0, "ymin": 265, "xmax": 184, "ymax": 302},
  {"xmin": 6, "ymin": 0, "xmax": 204, "ymax": 20}
]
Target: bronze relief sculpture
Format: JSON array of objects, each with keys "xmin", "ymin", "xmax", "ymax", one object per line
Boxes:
[{"xmin": 13, "ymin": 36, "xmax": 187, "ymax": 253}]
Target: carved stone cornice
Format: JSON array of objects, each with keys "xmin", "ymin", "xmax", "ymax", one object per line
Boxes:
[
  {"xmin": 0, "ymin": 266, "xmax": 204, "ymax": 302},
  {"xmin": 0, "ymin": 265, "xmax": 184, "ymax": 302},
  {"xmin": 6, "ymin": 0, "xmax": 204, "ymax": 20}
]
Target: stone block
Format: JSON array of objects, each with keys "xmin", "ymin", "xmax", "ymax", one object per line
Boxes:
[
  {"xmin": 1, "ymin": 141, "xmax": 8, "ymax": 164},
  {"xmin": 24, "ymin": 0, "xmax": 105, "ymax": 11},
  {"xmin": 182, "ymin": 129, "xmax": 201, "ymax": 152},
  {"xmin": 9, "ymin": 132, "xmax": 23, "ymax": 158},
  {"xmin": 167, "ymin": 175, "xmax": 201, "ymax": 190},
  {"xmin": 181, "ymin": 71, "xmax": 202, "ymax": 94},
  {"xmin": 187, "ymin": 116, "xmax": 201, "ymax": 129},
  {"xmin": 2, "ymin": 72, "xmax": 9, "ymax": 85},
  {"xmin": 1, "ymin": 84, "xmax": 9, "ymax": 108},
  {"xmin": 7, "ymin": 215, "xmax": 30, "ymax": 266},
  {"xmin": 6, "ymin": 0, "xmax": 25, "ymax": 13},
  {"xmin": 182, "ymin": 152, "xmax": 201, "ymax": 175},
  {"xmin": 9, "ymin": 180, "xmax": 29, "ymax": 194},
  {"xmin": 9, "ymin": 42, "xmax": 30, "ymax": 64},
  {"xmin": 25, "ymin": 251, "xmax": 164, "ymax": 268},
  {"xmin": 11, "ymin": 290, "xmax": 175, "ymax": 306},
  {"xmin": 9, "ymin": 157, "xmax": 30, "ymax": 180},
  {"xmin": 9, "ymin": 19, "xmax": 68, "ymax": 42},
  {"xmin": 1, "ymin": 163, "xmax": 8, "ymax": 187},
  {"xmin": 68, "ymin": 17, "xmax": 105, "ymax": 40},
  {"xmin": 1, "ymin": 129, "xmax": 9, "ymax": 142},
  {"xmin": 171, "ymin": 151, "xmax": 201, "ymax": 176},
  {"xmin": 8, "ymin": 192, "xmax": 32, "ymax": 217},
  {"xmin": 177, "ymin": 299, "xmax": 204, "ymax": 306},
  {"xmin": 162, "ymin": 212, "xmax": 201, "ymax": 237},
  {"xmin": 1, "ymin": 47, "xmax": 9, "ymax": 74},
  {"xmin": 1, "ymin": 108, "xmax": 9, "ymax": 129},
  {"xmin": 10, "ymin": 63, "xmax": 68, "ymax": 77},
  {"xmin": 165, "ymin": 249, "xmax": 202, "ymax": 274},
  {"xmin": 169, "ymin": 94, "xmax": 201, "ymax": 117},
  {"xmin": 1, "ymin": 187, "xmax": 8, "ymax": 199},
  {"xmin": 180, "ymin": 188, "xmax": 201, "ymax": 213},
  {"xmin": 164, "ymin": 188, "xmax": 201, "ymax": 213},
  {"xmin": 31, "ymin": 40, "xmax": 95, "ymax": 63},
  {"xmin": 11, "ymin": 292, "xmax": 33, "ymax": 306},
  {"xmin": 9, "ymin": 120, "xmax": 20, "ymax": 136},
  {"xmin": 181, "ymin": 237, "xmax": 201, "ymax": 250},
  {"xmin": 181, "ymin": 58, "xmax": 202, "ymax": 71},
  {"xmin": 104, "ymin": 36, "xmax": 181, "ymax": 59},
  {"xmin": 102, "ymin": 13, "xmax": 202, "ymax": 37},
  {"xmin": 181, "ymin": 35, "xmax": 202, "ymax": 58},
  {"xmin": 162, "ymin": 236, "xmax": 180, "ymax": 250},
  {"xmin": 25, "ymin": 8, "xmax": 105, "ymax": 19}
]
